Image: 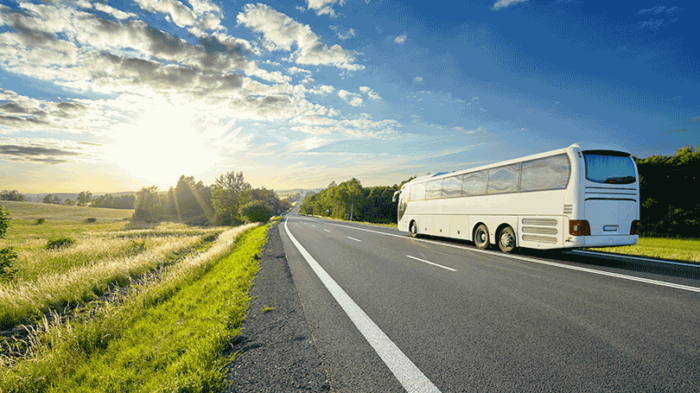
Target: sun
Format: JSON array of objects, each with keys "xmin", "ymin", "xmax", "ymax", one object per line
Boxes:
[{"xmin": 106, "ymin": 104, "xmax": 216, "ymax": 184}]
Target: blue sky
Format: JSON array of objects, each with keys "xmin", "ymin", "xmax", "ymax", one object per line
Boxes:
[{"xmin": 0, "ymin": 0, "xmax": 698, "ymax": 193}]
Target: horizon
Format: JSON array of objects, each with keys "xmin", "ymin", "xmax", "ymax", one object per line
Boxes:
[{"xmin": 1, "ymin": 0, "xmax": 698, "ymax": 194}]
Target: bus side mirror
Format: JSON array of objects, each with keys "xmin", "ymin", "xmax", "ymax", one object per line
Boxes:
[{"xmin": 392, "ymin": 190, "xmax": 401, "ymax": 203}]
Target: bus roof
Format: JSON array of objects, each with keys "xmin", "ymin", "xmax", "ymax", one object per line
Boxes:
[{"xmin": 404, "ymin": 142, "xmax": 632, "ymax": 185}]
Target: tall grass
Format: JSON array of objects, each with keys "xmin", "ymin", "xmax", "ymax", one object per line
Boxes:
[{"xmin": 0, "ymin": 223, "xmax": 264, "ymax": 392}]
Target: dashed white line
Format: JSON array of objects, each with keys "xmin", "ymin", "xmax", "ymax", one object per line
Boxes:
[
  {"xmin": 406, "ymin": 255, "xmax": 457, "ymax": 272},
  {"xmin": 324, "ymin": 229, "xmax": 331, "ymax": 233},
  {"xmin": 348, "ymin": 237, "xmax": 362, "ymax": 242},
  {"xmin": 284, "ymin": 218, "xmax": 441, "ymax": 393}
]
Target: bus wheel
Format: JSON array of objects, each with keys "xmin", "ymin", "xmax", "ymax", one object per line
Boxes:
[
  {"xmin": 498, "ymin": 227, "xmax": 516, "ymax": 253},
  {"xmin": 474, "ymin": 224, "xmax": 489, "ymax": 250},
  {"xmin": 410, "ymin": 222, "xmax": 419, "ymax": 238}
]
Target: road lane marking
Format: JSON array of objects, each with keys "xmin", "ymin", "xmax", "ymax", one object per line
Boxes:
[
  {"xmin": 324, "ymin": 229, "xmax": 331, "ymax": 233},
  {"xmin": 348, "ymin": 237, "xmax": 362, "ymax": 242},
  {"xmin": 406, "ymin": 255, "xmax": 457, "ymax": 272},
  {"xmin": 319, "ymin": 220, "xmax": 700, "ymax": 294},
  {"xmin": 284, "ymin": 218, "xmax": 441, "ymax": 393}
]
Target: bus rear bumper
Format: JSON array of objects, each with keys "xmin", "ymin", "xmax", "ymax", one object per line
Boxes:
[{"xmin": 566, "ymin": 235, "xmax": 639, "ymax": 248}]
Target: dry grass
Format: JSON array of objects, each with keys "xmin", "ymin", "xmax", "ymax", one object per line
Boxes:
[
  {"xmin": 0, "ymin": 213, "xmax": 228, "ymax": 329},
  {"xmin": 0, "ymin": 200, "xmax": 133, "ymax": 222}
]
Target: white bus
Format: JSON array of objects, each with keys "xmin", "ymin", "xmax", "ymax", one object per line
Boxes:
[{"xmin": 392, "ymin": 143, "xmax": 641, "ymax": 253}]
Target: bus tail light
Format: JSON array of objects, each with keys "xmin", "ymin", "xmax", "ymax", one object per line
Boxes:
[
  {"xmin": 569, "ymin": 220, "xmax": 591, "ymax": 236},
  {"xmin": 630, "ymin": 220, "xmax": 641, "ymax": 235}
]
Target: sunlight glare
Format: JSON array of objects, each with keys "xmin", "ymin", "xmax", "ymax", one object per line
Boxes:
[{"xmin": 107, "ymin": 104, "xmax": 216, "ymax": 184}]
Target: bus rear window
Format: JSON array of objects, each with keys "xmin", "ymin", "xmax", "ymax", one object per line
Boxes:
[{"xmin": 583, "ymin": 152, "xmax": 636, "ymax": 184}]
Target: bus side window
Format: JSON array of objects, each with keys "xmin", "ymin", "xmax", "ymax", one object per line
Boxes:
[
  {"xmin": 426, "ymin": 179, "xmax": 443, "ymax": 200},
  {"xmin": 521, "ymin": 154, "xmax": 571, "ymax": 192},
  {"xmin": 411, "ymin": 183, "xmax": 426, "ymax": 201},
  {"xmin": 442, "ymin": 176, "xmax": 462, "ymax": 198},
  {"xmin": 487, "ymin": 164, "xmax": 520, "ymax": 194},
  {"xmin": 463, "ymin": 170, "xmax": 487, "ymax": 196}
]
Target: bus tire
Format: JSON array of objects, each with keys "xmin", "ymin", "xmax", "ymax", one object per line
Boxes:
[
  {"xmin": 474, "ymin": 224, "xmax": 489, "ymax": 250},
  {"xmin": 498, "ymin": 226, "xmax": 516, "ymax": 253},
  {"xmin": 410, "ymin": 222, "xmax": 419, "ymax": 238}
]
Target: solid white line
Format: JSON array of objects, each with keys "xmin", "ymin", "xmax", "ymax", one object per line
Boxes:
[
  {"xmin": 284, "ymin": 218, "xmax": 441, "ymax": 393},
  {"xmin": 319, "ymin": 220, "xmax": 700, "ymax": 294},
  {"xmin": 570, "ymin": 249, "xmax": 700, "ymax": 268},
  {"xmin": 407, "ymin": 255, "xmax": 457, "ymax": 272},
  {"xmin": 348, "ymin": 236, "xmax": 362, "ymax": 242}
]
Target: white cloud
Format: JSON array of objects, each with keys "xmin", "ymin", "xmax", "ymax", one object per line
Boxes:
[
  {"xmin": 359, "ymin": 86, "xmax": 381, "ymax": 100},
  {"xmin": 338, "ymin": 90, "xmax": 364, "ymax": 106},
  {"xmin": 305, "ymin": 0, "xmax": 346, "ymax": 17},
  {"xmin": 237, "ymin": 4, "xmax": 363, "ymax": 71},
  {"xmin": 492, "ymin": 0, "xmax": 528, "ymax": 11},
  {"xmin": 636, "ymin": 6, "xmax": 681, "ymax": 15},
  {"xmin": 394, "ymin": 33, "xmax": 407, "ymax": 44},
  {"xmin": 413, "ymin": 76, "xmax": 423, "ymax": 83},
  {"xmin": 465, "ymin": 126, "xmax": 488, "ymax": 134},
  {"xmin": 308, "ymin": 85, "xmax": 335, "ymax": 96},
  {"xmin": 331, "ymin": 25, "xmax": 356, "ymax": 40},
  {"xmin": 94, "ymin": 3, "xmax": 136, "ymax": 20}
]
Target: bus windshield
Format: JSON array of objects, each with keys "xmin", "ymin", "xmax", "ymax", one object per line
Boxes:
[{"xmin": 584, "ymin": 152, "xmax": 636, "ymax": 184}]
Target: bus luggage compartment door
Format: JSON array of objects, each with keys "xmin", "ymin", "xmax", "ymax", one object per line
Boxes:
[{"xmin": 584, "ymin": 199, "xmax": 637, "ymax": 236}]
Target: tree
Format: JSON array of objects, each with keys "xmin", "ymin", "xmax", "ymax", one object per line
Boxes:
[
  {"xmin": 211, "ymin": 171, "xmax": 251, "ymax": 225},
  {"xmin": 77, "ymin": 191, "xmax": 92, "ymax": 206},
  {"xmin": 63, "ymin": 199, "xmax": 76, "ymax": 206},
  {"xmin": 43, "ymin": 194, "xmax": 54, "ymax": 204},
  {"xmin": 1, "ymin": 190, "xmax": 26, "ymax": 201},
  {"xmin": 52, "ymin": 195, "xmax": 61, "ymax": 205},
  {"xmin": 173, "ymin": 175, "xmax": 213, "ymax": 220},
  {"xmin": 132, "ymin": 186, "xmax": 160, "ymax": 222}
]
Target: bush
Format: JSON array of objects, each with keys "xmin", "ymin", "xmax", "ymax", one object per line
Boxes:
[
  {"xmin": 47, "ymin": 237, "xmax": 76, "ymax": 250},
  {"xmin": 85, "ymin": 217, "xmax": 97, "ymax": 223},
  {"xmin": 239, "ymin": 200, "xmax": 272, "ymax": 223},
  {"xmin": 35, "ymin": 218, "xmax": 46, "ymax": 225},
  {"xmin": 0, "ymin": 247, "xmax": 17, "ymax": 282},
  {"xmin": 185, "ymin": 215, "xmax": 211, "ymax": 227}
]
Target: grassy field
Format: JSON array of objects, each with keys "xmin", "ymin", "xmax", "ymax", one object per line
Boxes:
[
  {"xmin": 0, "ymin": 200, "xmax": 133, "ymax": 222},
  {"xmin": 0, "ymin": 201, "xmax": 268, "ymax": 392}
]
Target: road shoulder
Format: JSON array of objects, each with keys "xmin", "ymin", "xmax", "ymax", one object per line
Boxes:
[{"xmin": 222, "ymin": 221, "xmax": 331, "ymax": 392}]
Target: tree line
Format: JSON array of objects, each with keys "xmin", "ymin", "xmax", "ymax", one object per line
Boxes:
[
  {"xmin": 299, "ymin": 146, "xmax": 700, "ymax": 239},
  {"xmin": 131, "ymin": 172, "xmax": 292, "ymax": 225},
  {"xmin": 636, "ymin": 146, "xmax": 700, "ymax": 238},
  {"xmin": 299, "ymin": 178, "xmax": 402, "ymax": 224}
]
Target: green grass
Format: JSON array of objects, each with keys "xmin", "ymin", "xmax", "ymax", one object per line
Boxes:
[
  {"xmin": 588, "ymin": 237, "xmax": 700, "ymax": 264},
  {"xmin": 0, "ymin": 224, "xmax": 267, "ymax": 392}
]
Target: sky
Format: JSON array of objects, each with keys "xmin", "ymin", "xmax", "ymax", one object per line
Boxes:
[{"xmin": 0, "ymin": 0, "xmax": 698, "ymax": 193}]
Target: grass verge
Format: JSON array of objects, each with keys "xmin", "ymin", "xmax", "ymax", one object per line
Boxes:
[
  {"xmin": 0, "ymin": 223, "xmax": 267, "ymax": 392},
  {"xmin": 587, "ymin": 237, "xmax": 700, "ymax": 264}
]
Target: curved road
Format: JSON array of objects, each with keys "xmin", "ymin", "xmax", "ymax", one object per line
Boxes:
[{"xmin": 280, "ymin": 203, "xmax": 700, "ymax": 392}]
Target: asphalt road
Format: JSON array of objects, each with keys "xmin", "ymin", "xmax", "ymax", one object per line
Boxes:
[{"xmin": 279, "ymin": 203, "xmax": 700, "ymax": 392}]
